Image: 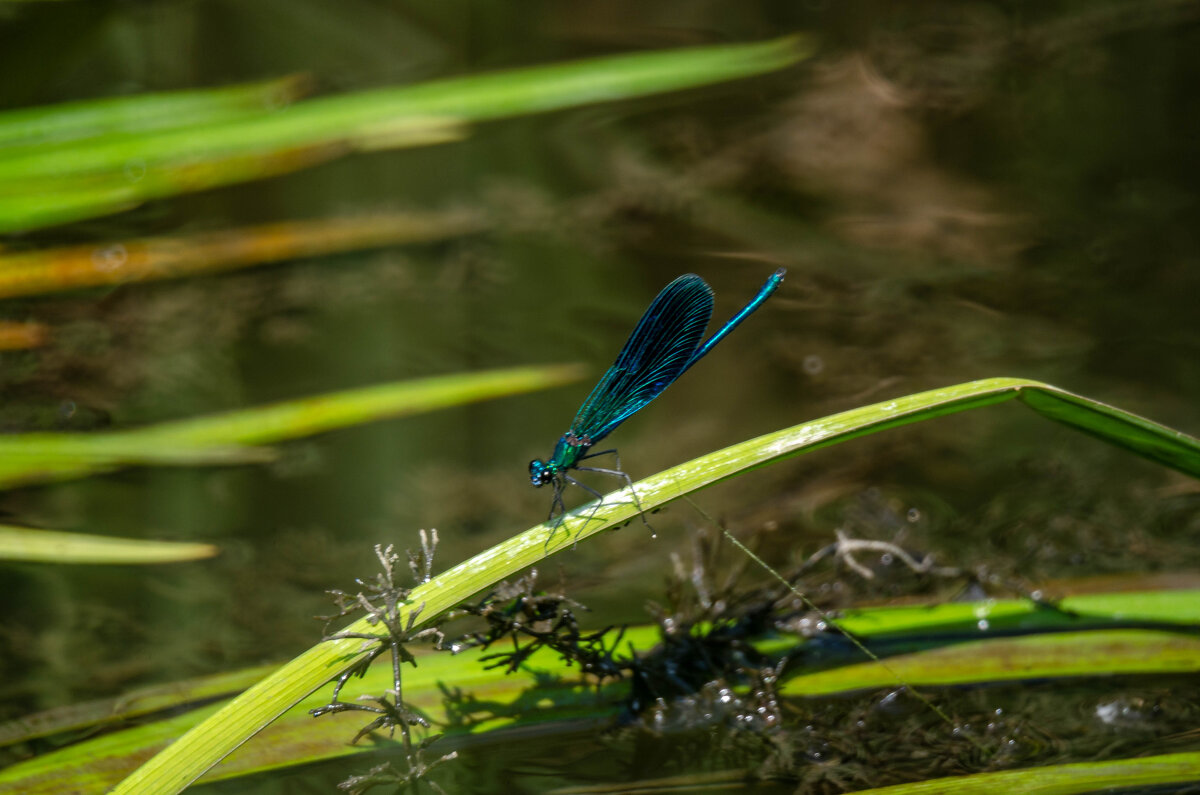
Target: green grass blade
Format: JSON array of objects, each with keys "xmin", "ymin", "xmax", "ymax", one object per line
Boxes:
[
  {"xmin": 850, "ymin": 751, "xmax": 1200, "ymax": 794},
  {"xmin": 0, "ymin": 76, "xmax": 307, "ymax": 150},
  {"xmin": 782, "ymin": 629, "xmax": 1200, "ymax": 696},
  {"xmin": 0, "ymin": 186, "xmax": 141, "ymax": 233},
  {"xmin": 630, "ymin": 378, "xmax": 1200, "ymax": 503},
  {"xmin": 1016, "ymin": 385, "xmax": 1200, "ymax": 475},
  {"xmin": 835, "ymin": 589, "xmax": 1200, "ymax": 637},
  {"xmin": 0, "ymin": 364, "xmax": 584, "ymax": 490},
  {"xmin": 0, "ymin": 436, "xmax": 271, "ymax": 488},
  {"xmin": 0, "ymin": 524, "xmax": 218, "ymax": 564},
  {"xmin": 109, "ymin": 378, "xmax": 1198, "ymax": 793}
]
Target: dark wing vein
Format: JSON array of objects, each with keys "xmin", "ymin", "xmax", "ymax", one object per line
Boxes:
[{"xmin": 569, "ymin": 274, "xmax": 713, "ymax": 442}]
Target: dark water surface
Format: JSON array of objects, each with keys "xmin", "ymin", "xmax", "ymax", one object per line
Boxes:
[{"xmin": 1, "ymin": 1, "xmax": 1198, "ymax": 792}]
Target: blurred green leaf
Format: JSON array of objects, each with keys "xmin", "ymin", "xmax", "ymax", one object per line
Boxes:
[
  {"xmin": 0, "ymin": 35, "xmax": 814, "ymax": 232},
  {"xmin": 0, "ymin": 119, "xmax": 464, "ymax": 232},
  {"xmin": 0, "ymin": 524, "xmax": 218, "ymax": 564},
  {"xmin": 0, "ymin": 364, "xmax": 585, "ymax": 489},
  {"xmin": 0, "ymin": 75, "xmax": 307, "ymax": 150},
  {"xmin": 0, "ymin": 209, "xmax": 485, "ymax": 300}
]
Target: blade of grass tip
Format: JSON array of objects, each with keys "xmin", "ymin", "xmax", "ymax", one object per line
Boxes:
[
  {"xmin": 1016, "ymin": 383, "xmax": 1200, "ymax": 476},
  {"xmin": 0, "ymin": 187, "xmax": 141, "ymax": 235},
  {"xmin": 0, "ymin": 524, "xmax": 218, "ymax": 564}
]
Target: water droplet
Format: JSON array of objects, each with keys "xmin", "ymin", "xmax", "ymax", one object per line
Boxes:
[
  {"xmin": 802, "ymin": 354, "xmax": 824, "ymax": 375},
  {"xmin": 92, "ymin": 244, "xmax": 128, "ymax": 272},
  {"xmin": 124, "ymin": 158, "xmax": 147, "ymax": 182}
]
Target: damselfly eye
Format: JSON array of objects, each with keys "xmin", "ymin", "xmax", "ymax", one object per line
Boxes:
[{"xmin": 529, "ymin": 459, "xmax": 553, "ymax": 487}]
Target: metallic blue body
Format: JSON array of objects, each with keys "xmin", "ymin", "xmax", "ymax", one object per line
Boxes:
[{"xmin": 529, "ymin": 268, "xmax": 785, "ymax": 520}]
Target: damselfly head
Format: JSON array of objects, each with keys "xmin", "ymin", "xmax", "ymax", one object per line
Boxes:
[{"xmin": 529, "ymin": 459, "xmax": 555, "ymax": 487}]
